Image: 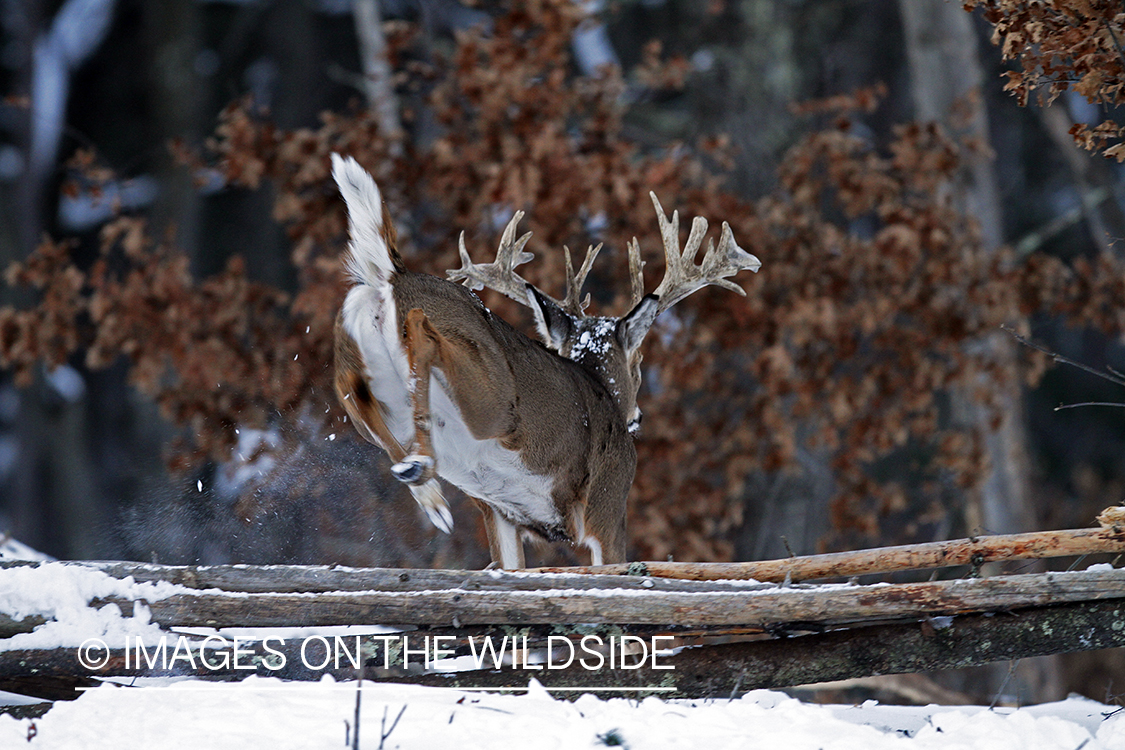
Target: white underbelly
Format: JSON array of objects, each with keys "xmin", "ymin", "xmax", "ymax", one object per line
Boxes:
[{"xmin": 429, "ymin": 384, "xmax": 559, "ymax": 529}]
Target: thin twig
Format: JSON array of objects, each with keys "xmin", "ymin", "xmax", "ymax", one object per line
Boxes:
[
  {"xmin": 989, "ymin": 660, "xmax": 1019, "ymax": 710},
  {"xmin": 379, "ymin": 705, "xmax": 406, "ymax": 750},
  {"xmin": 352, "ymin": 668, "xmax": 362, "ymax": 750},
  {"xmin": 1055, "ymin": 402, "xmax": 1125, "ymax": 411},
  {"xmin": 1002, "ymin": 325, "xmax": 1125, "ymax": 388}
]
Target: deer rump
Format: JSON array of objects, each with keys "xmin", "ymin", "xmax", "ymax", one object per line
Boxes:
[{"xmin": 331, "ymin": 153, "xmax": 760, "ymax": 569}]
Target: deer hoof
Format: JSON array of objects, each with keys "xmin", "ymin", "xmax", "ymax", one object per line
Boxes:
[
  {"xmin": 409, "ymin": 480, "xmax": 452, "ymax": 533},
  {"xmin": 392, "ymin": 454, "xmax": 435, "ymax": 484}
]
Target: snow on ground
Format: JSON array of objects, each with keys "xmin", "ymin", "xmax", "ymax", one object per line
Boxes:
[
  {"xmin": 0, "ymin": 678, "xmax": 1121, "ymax": 750},
  {"xmin": 3, "ymin": 561, "xmax": 1124, "ymax": 748}
]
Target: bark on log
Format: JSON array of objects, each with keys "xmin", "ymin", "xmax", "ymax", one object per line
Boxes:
[
  {"xmin": 4, "ymin": 561, "xmax": 1123, "ymax": 636},
  {"xmin": 6, "ymin": 599, "xmax": 1124, "ymax": 700},
  {"xmin": 0, "ymin": 613, "xmax": 44, "ymax": 637},
  {"xmin": 5, "ymin": 521, "xmax": 1120, "ymax": 596},
  {"xmin": 388, "ymin": 599, "xmax": 1125, "ymax": 698},
  {"xmin": 533, "ymin": 526, "xmax": 1125, "ymax": 582},
  {"xmin": 73, "ymin": 568, "xmax": 1125, "ymax": 630},
  {"xmin": 0, "ymin": 560, "xmax": 776, "ymax": 594}
]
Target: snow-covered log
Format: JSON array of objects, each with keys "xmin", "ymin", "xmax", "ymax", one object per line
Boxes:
[
  {"xmin": 3, "ymin": 598, "xmax": 1124, "ymax": 700},
  {"xmin": 2, "ymin": 561, "xmax": 1124, "ymax": 633}
]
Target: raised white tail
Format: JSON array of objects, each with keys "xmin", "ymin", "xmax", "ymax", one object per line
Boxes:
[{"xmin": 332, "ymin": 153, "xmax": 400, "ymax": 287}]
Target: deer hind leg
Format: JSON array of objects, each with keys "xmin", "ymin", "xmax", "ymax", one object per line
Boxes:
[
  {"xmin": 335, "ymin": 352, "xmax": 452, "ymax": 534},
  {"xmin": 471, "ymin": 498, "xmax": 526, "ymax": 569},
  {"xmin": 336, "ymin": 367, "xmax": 408, "ymax": 462},
  {"xmin": 393, "ymin": 307, "xmax": 442, "ymax": 486}
]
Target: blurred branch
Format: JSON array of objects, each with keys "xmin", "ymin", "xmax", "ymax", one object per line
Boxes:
[
  {"xmin": 1029, "ymin": 101, "xmax": 1125, "ymax": 256},
  {"xmin": 1014, "ymin": 187, "xmax": 1111, "ymax": 258},
  {"xmin": 1003, "ymin": 326, "xmax": 1125, "ymax": 389},
  {"xmin": 352, "ymin": 0, "xmax": 403, "ymax": 155}
]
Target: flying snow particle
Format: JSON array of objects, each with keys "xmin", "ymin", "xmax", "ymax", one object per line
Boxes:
[
  {"xmin": 197, "ymin": 480, "xmax": 203, "ymax": 492},
  {"xmin": 329, "ymin": 434, "xmax": 336, "ymax": 441}
]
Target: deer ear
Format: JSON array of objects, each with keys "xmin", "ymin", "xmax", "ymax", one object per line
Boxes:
[
  {"xmin": 617, "ymin": 294, "xmax": 660, "ymax": 355},
  {"xmin": 526, "ymin": 284, "xmax": 573, "ymax": 352}
]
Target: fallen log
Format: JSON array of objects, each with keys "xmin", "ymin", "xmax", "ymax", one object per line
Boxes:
[
  {"xmin": 6, "ymin": 515, "xmax": 1121, "ymax": 596},
  {"xmin": 386, "ymin": 598, "xmax": 1125, "ymax": 698},
  {"xmin": 6, "ymin": 598, "xmax": 1123, "ymax": 700},
  {"xmin": 533, "ymin": 524, "xmax": 1125, "ymax": 582},
  {"xmin": 68, "ymin": 568, "xmax": 1125, "ymax": 629},
  {"xmin": 4, "ymin": 560, "xmax": 1124, "ymax": 636},
  {"xmin": 0, "ymin": 560, "xmax": 775, "ymax": 595}
]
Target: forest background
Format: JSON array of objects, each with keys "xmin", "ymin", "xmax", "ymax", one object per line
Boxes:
[{"xmin": 2, "ymin": 0, "xmax": 1125, "ymax": 705}]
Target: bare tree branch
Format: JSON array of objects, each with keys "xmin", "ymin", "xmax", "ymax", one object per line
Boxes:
[{"xmin": 353, "ymin": 0, "xmax": 403, "ymax": 154}]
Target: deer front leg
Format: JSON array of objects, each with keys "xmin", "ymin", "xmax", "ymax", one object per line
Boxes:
[
  {"xmin": 394, "ymin": 307, "xmax": 441, "ymax": 486},
  {"xmin": 580, "ymin": 483, "xmax": 628, "ymax": 566}
]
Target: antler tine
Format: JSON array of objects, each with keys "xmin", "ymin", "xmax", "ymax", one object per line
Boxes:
[
  {"xmin": 561, "ymin": 243, "xmax": 601, "ymax": 316},
  {"xmin": 447, "ymin": 211, "xmax": 540, "ymax": 307},
  {"xmin": 648, "ymin": 191, "xmax": 761, "ymax": 315},
  {"xmin": 627, "ymin": 237, "xmax": 645, "ymax": 308}
]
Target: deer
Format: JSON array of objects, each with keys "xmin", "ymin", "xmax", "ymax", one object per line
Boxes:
[{"xmin": 331, "ymin": 154, "xmax": 761, "ymax": 568}]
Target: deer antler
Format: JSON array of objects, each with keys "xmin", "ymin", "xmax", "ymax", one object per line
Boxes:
[
  {"xmin": 449, "ymin": 196, "xmax": 760, "ymax": 319},
  {"xmin": 448, "ymin": 211, "xmax": 535, "ymax": 306},
  {"xmin": 643, "ymin": 192, "xmax": 761, "ymax": 315},
  {"xmin": 627, "ymin": 237, "xmax": 645, "ymax": 309},
  {"xmin": 560, "ymin": 243, "xmax": 602, "ymax": 315},
  {"xmin": 448, "ymin": 212, "xmax": 602, "ymax": 317}
]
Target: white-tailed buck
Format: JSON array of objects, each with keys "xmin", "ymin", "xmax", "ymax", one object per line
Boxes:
[{"xmin": 332, "ymin": 155, "xmax": 760, "ymax": 568}]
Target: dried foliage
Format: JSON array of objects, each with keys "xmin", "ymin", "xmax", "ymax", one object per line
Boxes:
[
  {"xmin": 3, "ymin": 1, "xmax": 1125, "ymax": 562},
  {"xmin": 965, "ymin": 0, "xmax": 1125, "ymax": 159},
  {"xmin": 0, "ymin": 216, "xmax": 324, "ymax": 468}
]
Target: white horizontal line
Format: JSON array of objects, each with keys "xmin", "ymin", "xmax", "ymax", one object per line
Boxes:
[
  {"xmin": 443, "ymin": 687, "xmax": 677, "ymax": 692},
  {"xmin": 76, "ymin": 684, "xmax": 676, "ymax": 693}
]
